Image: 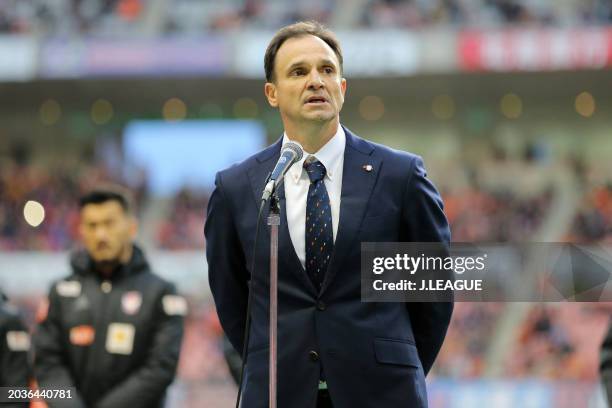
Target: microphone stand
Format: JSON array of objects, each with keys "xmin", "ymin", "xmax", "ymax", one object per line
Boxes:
[{"xmin": 267, "ymin": 191, "xmax": 280, "ymax": 408}]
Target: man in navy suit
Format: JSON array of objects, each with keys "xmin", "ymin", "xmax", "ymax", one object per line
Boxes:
[{"xmin": 205, "ymin": 20, "xmax": 452, "ymax": 408}]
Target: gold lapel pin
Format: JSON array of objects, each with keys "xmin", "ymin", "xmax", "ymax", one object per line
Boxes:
[{"xmin": 363, "ymin": 164, "xmax": 373, "ymax": 172}]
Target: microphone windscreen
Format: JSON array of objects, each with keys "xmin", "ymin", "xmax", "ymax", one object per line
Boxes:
[{"xmin": 282, "ymin": 141, "xmax": 303, "ymax": 162}]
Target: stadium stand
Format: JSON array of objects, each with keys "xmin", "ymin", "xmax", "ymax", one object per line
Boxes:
[{"xmin": 2, "ymin": 0, "xmax": 612, "ymax": 35}]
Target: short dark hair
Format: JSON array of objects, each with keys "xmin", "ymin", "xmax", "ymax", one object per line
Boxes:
[
  {"xmin": 79, "ymin": 185, "xmax": 134, "ymax": 214},
  {"xmin": 264, "ymin": 20, "xmax": 343, "ymax": 83}
]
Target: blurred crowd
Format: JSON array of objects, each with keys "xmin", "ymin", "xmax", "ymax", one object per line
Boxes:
[
  {"xmin": 433, "ymin": 302, "xmax": 505, "ymax": 378},
  {"xmin": 0, "ymin": 156, "xmax": 147, "ymax": 251},
  {"xmin": 569, "ymin": 183, "xmax": 612, "ymax": 243},
  {"xmin": 0, "ymin": 152, "xmax": 209, "ymax": 251},
  {"xmin": 156, "ymin": 187, "xmax": 209, "ymax": 250},
  {"xmin": 359, "ymin": 0, "xmax": 612, "ymax": 29},
  {"xmin": 432, "ymin": 146, "xmax": 612, "ymax": 382},
  {"xmin": 443, "ymin": 186, "xmax": 553, "ymax": 242},
  {"xmin": 0, "ymin": 154, "xmax": 214, "ymax": 251},
  {"xmin": 504, "ymin": 304, "xmax": 610, "ymax": 380},
  {"xmin": 0, "ymin": 0, "xmax": 143, "ymax": 36},
  {"xmin": 2, "ymin": 0, "xmax": 612, "ymax": 35}
]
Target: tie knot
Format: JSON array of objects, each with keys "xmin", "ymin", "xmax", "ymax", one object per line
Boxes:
[{"xmin": 304, "ymin": 160, "xmax": 326, "ymax": 183}]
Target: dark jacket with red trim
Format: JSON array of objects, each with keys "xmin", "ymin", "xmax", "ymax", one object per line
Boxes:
[
  {"xmin": 33, "ymin": 245, "xmax": 184, "ymax": 408},
  {"xmin": 0, "ymin": 292, "xmax": 29, "ymax": 408}
]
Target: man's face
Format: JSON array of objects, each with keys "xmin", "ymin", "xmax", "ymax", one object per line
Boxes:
[
  {"xmin": 78, "ymin": 201, "xmax": 136, "ymax": 263},
  {"xmin": 265, "ymin": 35, "xmax": 347, "ymax": 126}
]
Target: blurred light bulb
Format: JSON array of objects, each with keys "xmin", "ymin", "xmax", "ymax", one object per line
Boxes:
[
  {"xmin": 91, "ymin": 99, "xmax": 114, "ymax": 124},
  {"xmin": 233, "ymin": 98, "xmax": 258, "ymax": 118},
  {"xmin": 163, "ymin": 98, "xmax": 187, "ymax": 121},
  {"xmin": 575, "ymin": 92, "xmax": 595, "ymax": 117},
  {"xmin": 23, "ymin": 200, "xmax": 45, "ymax": 227}
]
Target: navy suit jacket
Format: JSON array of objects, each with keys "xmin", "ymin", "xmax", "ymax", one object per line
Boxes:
[{"xmin": 205, "ymin": 127, "xmax": 453, "ymax": 408}]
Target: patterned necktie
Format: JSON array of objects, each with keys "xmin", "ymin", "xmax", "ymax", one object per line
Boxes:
[{"xmin": 304, "ymin": 159, "xmax": 334, "ymax": 292}]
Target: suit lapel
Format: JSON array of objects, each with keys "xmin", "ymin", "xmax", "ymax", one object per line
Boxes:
[
  {"xmin": 247, "ymin": 139, "xmax": 317, "ymax": 296},
  {"xmin": 320, "ymin": 128, "xmax": 381, "ymax": 296},
  {"xmin": 248, "ymin": 139, "xmax": 281, "ymax": 210},
  {"xmin": 246, "ymin": 128, "xmax": 380, "ymax": 298}
]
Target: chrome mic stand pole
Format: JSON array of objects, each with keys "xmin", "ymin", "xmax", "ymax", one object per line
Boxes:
[{"xmin": 267, "ymin": 193, "xmax": 280, "ymax": 408}]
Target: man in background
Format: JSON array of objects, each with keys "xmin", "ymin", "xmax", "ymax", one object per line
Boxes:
[
  {"xmin": 0, "ymin": 290, "xmax": 29, "ymax": 408},
  {"xmin": 33, "ymin": 186, "xmax": 185, "ymax": 408}
]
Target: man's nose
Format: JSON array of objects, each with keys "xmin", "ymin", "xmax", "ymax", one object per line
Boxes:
[
  {"xmin": 307, "ymin": 70, "xmax": 324, "ymax": 89},
  {"xmin": 94, "ymin": 226, "xmax": 108, "ymax": 240}
]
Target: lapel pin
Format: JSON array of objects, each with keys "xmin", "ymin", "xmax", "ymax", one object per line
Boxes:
[{"xmin": 362, "ymin": 164, "xmax": 373, "ymax": 172}]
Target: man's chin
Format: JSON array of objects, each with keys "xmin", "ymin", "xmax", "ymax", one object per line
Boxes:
[
  {"xmin": 301, "ymin": 112, "xmax": 335, "ymax": 122},
  {"xmin": 91, "ymin": 255, "xmax": 121, "ymax": 267}
]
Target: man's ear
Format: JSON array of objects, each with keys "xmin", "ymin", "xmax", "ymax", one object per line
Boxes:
[{"xmin": 264, "ymin": 82, "xmax": 278, "ymax": 108}]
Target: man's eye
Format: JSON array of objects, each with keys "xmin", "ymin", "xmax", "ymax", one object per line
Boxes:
[
  {"xmin": 323, "ymin": 67, "xmax": 334, "ymax": 74},
  {"xmin": 292, "ymin": 70, "xmax": 304, "ymax": 76}
]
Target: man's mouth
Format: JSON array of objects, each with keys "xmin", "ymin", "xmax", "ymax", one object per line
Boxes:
[{"xmin": 305, "ymin": 96, "xmax": 328, "ymax": 105}]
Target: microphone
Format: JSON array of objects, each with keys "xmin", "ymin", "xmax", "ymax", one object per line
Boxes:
[{"xmin": 261, "ymin": 142, "xmax": 304, "ymax": 202}]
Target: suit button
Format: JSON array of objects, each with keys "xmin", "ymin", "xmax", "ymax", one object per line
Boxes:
[
  {"xmin": 316, "ymin": 301, "xmax": 326, "ymax": 311},
  {"xmin": 309, "ymin": 351, "xmax": 319, "ymax": 362}
]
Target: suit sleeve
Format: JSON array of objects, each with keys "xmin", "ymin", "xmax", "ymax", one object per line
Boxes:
[
  {"xmin": 601, "ymin": 319, "xmax": 612, "ymax": 405},
  {"xmin": 401, "ymin": 155, "xmax": 453, "ymax": 376},
  {"xmin": 0, "ymin": 313, "xmax": 29, "ymax": 408},
  {"xmin": 205, "ymin": 172, "xmax": 250, "ymax": 354},
  {"xmin": 33, "ymin": 286, "xmax": 88, "ymax": 408},
  {"xmin": 94, "ymin": 284, "xmax": 184, "ymax": 408}
]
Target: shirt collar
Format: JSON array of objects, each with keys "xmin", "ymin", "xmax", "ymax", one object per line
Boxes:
[{"xmin": 282, "ymin": 126, "xmax": 345, "ymax": 184}]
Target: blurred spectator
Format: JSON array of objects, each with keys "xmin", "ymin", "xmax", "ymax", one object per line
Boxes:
[
  {"xmin": 504, "ymin": 304, "xmax": 609, "ymax": 380},
  {"xmin": 570, "ymin": 183, "xmax": 612, "ymax": 243},
  {"xmin": 156, "ymin": 187, "xmax": 208, "ymax": 250}
]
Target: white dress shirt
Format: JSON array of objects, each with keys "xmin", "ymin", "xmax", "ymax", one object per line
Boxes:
[{"xmin": 282, "ymin": 126, "xmax": 345, "ymax": 269}]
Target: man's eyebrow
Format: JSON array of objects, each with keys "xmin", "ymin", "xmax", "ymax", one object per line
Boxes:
[
  {"xmin": 286, "ymin": 59, "xmax": 337, "ymax": 73},
  {"xmin": 286, "ymin": 61, "xmax": 307, "ymax": 72},
  {"xmin": 319, "ymin": 59, "xmax": 337, "ymax": 68}
]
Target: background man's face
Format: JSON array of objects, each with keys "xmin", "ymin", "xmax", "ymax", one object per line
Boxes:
[
  {"xmin": 265, "ymin": 35, "xmax": 347, "ymax": 126},
  {"xmin": 79, "ymin": 201, "xmax": 136, "ymax": 263}
]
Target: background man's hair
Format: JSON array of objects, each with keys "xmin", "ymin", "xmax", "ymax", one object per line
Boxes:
[
  {"xmin": 79, "ymin": 184, "xmax": 135, "ymax": 214},
  {"xmin": 264, "ymin": 20, "xmax": 343, "ymax": 83}
]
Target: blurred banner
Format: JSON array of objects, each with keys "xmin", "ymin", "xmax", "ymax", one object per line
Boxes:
[
  {"xmin": 3, "ymin": 28, "xmax": 612, "ymax": 81},
  {"xmin": 40, "ymin": 36, "xmax": 230, "ymax": 78},
  {"xmin": 0, "ymin": 35, "xmax": 37, "ymax": 81},
  {"xmin": 459, "ymin": 28, "xmax": 612, "ymax": 72},
  {"xmin": 233, "ymin": 30, "xmax": 420, "ymax": 77}
]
